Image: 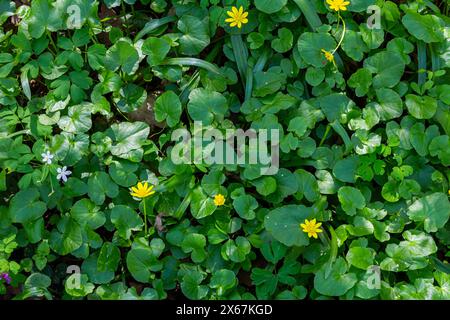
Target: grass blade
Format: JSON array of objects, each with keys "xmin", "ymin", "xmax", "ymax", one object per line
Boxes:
[
  {"xmin": 230, "ymin": 34, "xmax": 248, "ymax": 87},
  {"xmin": 417, "ymin": 41, "xmax": 427, "ymax": 85},
  {"xmin": 292, "ymin": 0, "xmax": 322, "ymax": 30},
  {"xmin": 244, "ymin": 66, "xmax": 253, "ymax": 101},
  {"xmin": 134, "ymin": 16, "xmax": 177, "ymax": 41},
  {"xmin": 429, "ymin": 43, "xmax": 441, "ymax": 71},
  {"xmin": 162, "ymin": 57, "xmax": 222, "ymax": 75}
]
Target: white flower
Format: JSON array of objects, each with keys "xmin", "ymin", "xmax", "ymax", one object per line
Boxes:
[
  {"xmin": 41, "ymin": 151, "xmax": 54, "ymax": 164},
  {"xmin": 57, "ymin": 166, "xmax": 72, "ymax": 182}
]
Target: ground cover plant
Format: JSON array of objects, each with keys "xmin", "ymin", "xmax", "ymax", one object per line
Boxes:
[{"xmin": 0, "ymin": 0, "xmax": 449, "ymax": 300}]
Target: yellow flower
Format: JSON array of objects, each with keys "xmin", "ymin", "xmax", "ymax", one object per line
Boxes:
[
  {"xmin": 321, "ymin": 49, "xmax": 335, "ymax": 63},
  {"xmin": 300, "ymin": 218, "xmax": 323, "ymax": 239},
  {"xmin": 213, "ymin": 194, "xmax": 225, "ymax": 206},
  {"xmin": 225, "ymin": 6, "xmax": 249, "ymax": 29},
  {"xmin": 130, "ymin": 182, "xmax": 155, "ymax": 199},
  {"xmin": 326, "ymin": 0, "xmax": 350, "ymax": 11}
]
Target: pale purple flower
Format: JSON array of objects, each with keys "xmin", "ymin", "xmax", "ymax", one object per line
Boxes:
[
  {"xmin": 56, "ymin": 166, "xmax": 72, "ymax": 182},
  {"xmin": 1, "ymin": 272, "xmax": 11, "ymax": 284},
  {"xmin": 41, "ymin": 151, "xmax": 54, "ymax": 164}
]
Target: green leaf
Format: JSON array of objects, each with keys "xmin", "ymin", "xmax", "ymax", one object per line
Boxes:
[
  {"xmin": 187, "ymin": 88, "xmax": 227, "ymax": 125},
  {"xmin": 142, "ymin": 37, "xmax": 171, "ymax": 66},
  {"xmin": 346, "ymin": 247, "xmax": 375, "ymax": 270},
  {"xmin": 233, "ymin": 194, "xmax": 258, "ymax": 220},
  {"xmin": 114, "ymin": 84, "xmax": 147, "ymax": 113},
  {"xmin": 181, "ymin": 233, "xmax": 207, "ymax": 263},
  {"xmin": 314, "ymin": 257, "xmax": 357, "ymax": 297},
  {"xmin": 271, "ymin": 28, "xmax": 293, "ymax": 53},
  {"xmin": 26, "ymin": 0, "xmax": 62, "ymax": 38},
  {"xmin": 88, "ymin": 171, "xmax": 119, "ymax": 205},
  {"xmin": 58, "ymin": 104, "xmax": 92, "ymax": 133},
  {"xmin": 9, "ymin": 188, "xmax": 46, "ymax": 224},
  {"xmin": 209, "ymin": 269, "xmax": 237, "ymax": 296},
  {"xmin": 405, "ymin": 94, "xmax": 437, "ymax": 120},
  {"xmin": 222, "ymin": 237, "xmax": 251, "ymax": 263},
  {"xmin": 294, "ymin": 169, "xmax": 320, "ymax": 202},
  {"xmin": 375, "ymin": 88, "xmax": 403, "ymax": 121},
  {"xmin": 110, "ymin": 205, "xmax": 143, "ymax": 239},
  {"xmin": 181, "ymin": 270, "xmax": 208, "ymax": 299},
  {"xmin": 126, "ymin": 239, "xmax": 164, "ymax": 283},
  {"xmin": 71, "ymin": 199, "xmax": 105, "ymax": 230},
  {"xmin": 177, "ymin": 15, "xmax": 210, "ymax": 56},
  {"xmin": 190, "ymin": 187, "xmax": 217, "ymax": 219},
  {"xmin": 154, "ymin": 91, "xmax": 182, "ymax": 127},
  {"xmin": 363, "ymin": 51, "xmax": 405, "ymax": 88},
  {"xmin": 348, "ymin": 68, "xmax": 372, "ymax": 97},
  {"xmin": 402, "ymin": 12, "xmax": 445, "ymax": 43},
  {"xmin": 264, "ymin": 205, "xmax": 311, "ymax": 247},
  {"xmin": 97, "ymin": 242, "xmax": 121, "ymax": 273},
  {"xmin": 298, "ymin": 32, "xmax": 336, "ymax": 68},
  {"xmin": 255, "ymin": 0, "xmax": 287, "ymax": 14},
  {"xmin": 407, "ymin": 193, "xmax": 450, "ymax": 233},
  {"xmin": 105, "ymin": 40, "xmax": 139, "ymax": 75},
  {"xmin": 49, "ymin": 217, "xmax": 83, "ymax": 255},
  {"xmin": 109, "ymin": 161, "xmax": 138, "ymax": 187},
  {"xmin": 338, "ymin": 186, "xmax": 366, "ymax": 216},
  {"xmin": 108, "ymin": 122, "xmax": 150, "ymax": 162}
]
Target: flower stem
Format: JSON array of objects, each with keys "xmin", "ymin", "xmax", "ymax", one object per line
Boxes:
[
  {"xmin": 319, "ymin": 125, "xmax": 331, "ymax": 147},
  {"xmin": 332, "ymin": 13, "xmax": 346, "ymax": 54},
  {"xmin": 143, "ymin": 199, "xmax": 148, "ymax": 236}
]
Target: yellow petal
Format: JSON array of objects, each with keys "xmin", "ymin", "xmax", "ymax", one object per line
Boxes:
[
  {"xmin": 232, "ymin": 6, "xmax": 239, "ymax": 15},
  {"xmin": 304, "ymin": 219, "xmax": 309, "ymax": 224},
  {"xmin": 238, "ymin": 6, "xmax": 244, "ymax": 15},
  {"xmin": 237, "ymin": 21, "xmax": 242, "ymax": 28},
  {"xmin": 226, "ymin": 11, "xmax": 235, "ymax": 18},
  {"xmin": 225, "ymin": 17, "xmax": 235, "ymax": 22},
  {"xmin": 315, "ymin": 222, "xmax": 322, "ymax": 228},
  {"xmin": 316, "ymin": 228, "xmax": 323, "ymax": 233},
  {"xmin": 312, "ymin": 232, "xmax": 318, "ymax": 239},
  {"xmin": 130, "ymin": 192, "xmax": 140, "ymax": 198},
  {"xmin": 300, "ymin": 223, "xmax": 307, "ymax": 229},
  {"xmin": 241, "ymin": 18, "xmax": 248, "ymax": 24},
  {"xmin": 137, "ymin": 181, "xmax": 143, "ymax": 189},
  {"xmin": 230, "ymin": 21, "xmax": 237, "ymax": 27},
  {"xmin": 343, "ymin": 1, "xmax": 350, "ymax": 5},
  {"xmin": 131, "ymin": 186, "xmax": 139, "ymax": 193},
  {"xmin": 241, "ymin": 12, "xmax": 248, "ymax": 19},
  {"xmin": 311, "ymin": 218, "xmax": 316, "ymax": 224},
  {"xmin": 340, "ymin": 6, "xmax": 347, "ymax": 11}
]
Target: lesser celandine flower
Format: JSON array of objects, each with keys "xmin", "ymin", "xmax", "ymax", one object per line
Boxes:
[
  {"xmin": 130, "ymin": 181, "xmax": 155, "ymax": 199},
  {"xmin": 300, "ymin": 218, "xmax": 323, "ymax": 239},
  {"xmin": 225, "ymin": 6, "xmax": 249, "ymax": 29},
  {"xmin": 321, "ymin": 49, "xmax": 335, "ymax": 63},
  {"xmin": 214, "ymin": 194, "xmax": 225, "ymax": 206},
  {"xmin": 130, "ymin": 182, "xmax": 156, "ymax": 236},
  {"xmin": 326, "ymin": 0, "xmax": 350, "ymax": 11}
]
